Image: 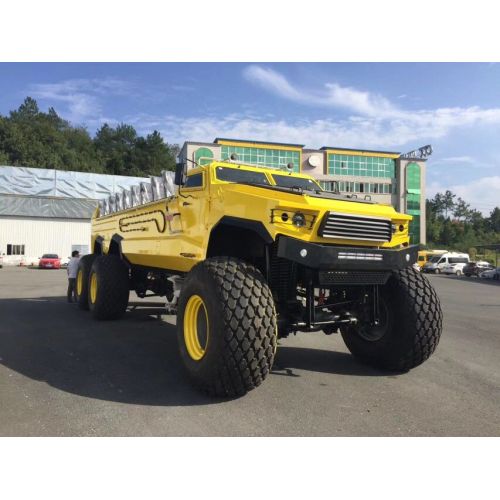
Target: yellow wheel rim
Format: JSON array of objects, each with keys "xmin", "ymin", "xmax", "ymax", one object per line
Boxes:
[
  {"xmin": 76, "ymin": 269, "xmax": 83, "ymax": 296},
  {"xmin": 183, "ymin": 294, "xmax": 209, "ymax": 361},
  {"xmin": 90, "ymin": 272, "xmax": 98, "ymax": 304}
]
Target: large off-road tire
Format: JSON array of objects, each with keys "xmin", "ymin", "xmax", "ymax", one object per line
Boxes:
[
  {"xmin": 177, "ymin": 257, "xmax": 277, "ymax": 398},
  {"xmin": 76, "ymin": 254, "xmax": 97, "ymax": 310},
  {"xmin": 88, "ymin": 255, "xmax": 130, "ymax": 320},
  {"xmin": 341, "ymin": 267, "xmax": 443, "ymax": 371}
]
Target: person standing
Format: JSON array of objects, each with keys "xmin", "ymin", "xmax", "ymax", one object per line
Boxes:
[{"xmin": 67, "ymin": 250, "xmax": 80, "ymax": 303}]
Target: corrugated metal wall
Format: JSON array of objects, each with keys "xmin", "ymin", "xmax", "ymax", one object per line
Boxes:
[{"xmin": 0, "ymin": 216, "xmax": 90, "ymax": 263}]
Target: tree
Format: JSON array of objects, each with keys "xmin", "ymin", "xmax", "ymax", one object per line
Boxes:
[
  {"xmin": 95, "ymin": 124, "xmax": 176, "ymax": 176},
  {"xmin": 11, "ymin": 96, "xmax": 39, "ymax": 119},
  {"xmin": 425, "ymin": 190, "xmax": 500, "ymax": 251},
  {"xmin": 488, "ymin": 207, "xmax": 500, "ymax": 232},
  {"xmin": 442, "ymin": 190, "xmax": 456, "ymax": 219},
  {"xmin": 453, "ymin": 197, "xmax": 471, "ymax": 221},
  {"xmin": 0, "ymin": 97, "xmax": 179, "ymax": 176}
]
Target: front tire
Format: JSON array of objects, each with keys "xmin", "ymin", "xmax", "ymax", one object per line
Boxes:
[
  {"xmin": 177, "ymin": 257, "xmax": 277, "ymax": 398},
  {"xmin": 341, "ymin": 268, "xmax": 443, "ymax": 371},
  {"xmin": 88, "ymin": 255, "xmax": 130, "ymax": 320}
]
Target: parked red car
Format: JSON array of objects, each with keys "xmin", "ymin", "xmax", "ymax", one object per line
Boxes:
[{"xmin": 38, "ymin": 254, "xmax": 61, "ymax": 269}]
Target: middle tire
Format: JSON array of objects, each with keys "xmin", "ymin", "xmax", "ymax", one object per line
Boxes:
[
  {"xmin": 177, "ymin": 257, "xmax": 278, "ymax": 398},
  {"xmin": 88, "ymin": 255, "xmax": 130, "ymax": 320},
  {"xmin": 76, "ymin": 254, "xmax": 97, "ymax": 310}
]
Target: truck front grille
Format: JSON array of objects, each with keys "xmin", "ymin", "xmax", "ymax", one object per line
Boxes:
[{"xmin": 319, "ymin": 212, "xmax": 392, "ymax": 243}]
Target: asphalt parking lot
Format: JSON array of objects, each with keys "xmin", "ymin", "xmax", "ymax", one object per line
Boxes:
[{"xmin": 0, "ymin": 266, "xmax": 498, "ymax": 436}]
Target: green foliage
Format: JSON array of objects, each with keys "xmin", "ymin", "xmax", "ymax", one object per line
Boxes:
[
  {"xmin": 426, "ymin": 191, "xmax": 500, "ymax": 252},
  {"xmin": 0, "ymin": 97, "xmax": 178, "ymax": 176}
]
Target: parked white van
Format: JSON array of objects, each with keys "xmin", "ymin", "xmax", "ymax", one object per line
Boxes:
[{"xmin": 422, "ymin": 252, "xmax": 470, "ymax": 274}]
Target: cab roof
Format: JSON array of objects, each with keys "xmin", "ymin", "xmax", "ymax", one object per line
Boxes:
[{"xmin": 188, "ymin": 160, "xmax": 315, "ymax": 180}]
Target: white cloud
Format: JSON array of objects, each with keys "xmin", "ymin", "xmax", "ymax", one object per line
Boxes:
[
  {"xmin": 242, "ymin": 65, "xmax": 500, "ymax": 145},
  {"xmin": 243, "ymin": 66, "xmax": 306, "ymax": 103},
  {"xmin": 323, "ymin": 82, "xmax": 398, "ymax": 117},
  {"xmin": 28, "ymin": 78, "xmax": 134, "ymax": 123},
  {"xmin": 127, "ymin": 112, "xmax": 406, "ymax": 149},
  {"xmin": 427, "ymin": 176, "xmax": 500, "ymax": 215},
  {"xmin": 438, "ymin": 156, "xmax": 475, "ymax": 163},
  {"xmin": 244, "ymin": 65, "xmax": 399, "ymax": 117},
  {"xmin": 126, "ymin": 107, "xmax": 500, "ymax": 154}
]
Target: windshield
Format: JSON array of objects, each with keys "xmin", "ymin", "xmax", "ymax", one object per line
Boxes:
[
  {"xmin": 215, "ymin": 166, "xmax": 270, "ymax": 185},
  {"xmin": 429, "ymin": 256, "xmax": 442, "ymax": 263},
  {"xmin": 42, "ymin": 254, "xmax": 58, "ymax": 259},
  {"xmin": 271, "ymin": 174, "xmax": 322, "ymax": 191}
]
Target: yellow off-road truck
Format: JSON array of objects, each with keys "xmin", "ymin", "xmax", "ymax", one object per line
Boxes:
[{"xmin": 76, "ymin": 159, "xmax": 442, "ymax": 397}]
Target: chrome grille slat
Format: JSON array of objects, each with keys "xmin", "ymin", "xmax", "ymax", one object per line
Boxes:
[
  {"xmin": 319, "ymin": 212, "xmax": 392, "ymax": 242},
  {"xmin": 324, "ymin": 219, "xmax": 390, "ymax": 228},
  {"xmin": 323, "ymin": 226, "xmax": 390, "ymax": 235},
  {"xmin": 323, "ymin": 230, "xmax": 390, "ymax": 238}
]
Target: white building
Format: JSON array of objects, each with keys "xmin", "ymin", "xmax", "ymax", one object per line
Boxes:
[{"xmin": 0, "ymin": 166, "xmax": 147, "ymax": 265}]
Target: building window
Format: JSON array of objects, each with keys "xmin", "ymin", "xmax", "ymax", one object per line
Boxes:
[
  {"xmin": 320, "ymin": 181, "xmax": 338, "ymax": 192},
  {"xmin": 328, "ymin": 154, "xmax": 396, "ymax": 178},
  {"xmin": 406, "ymin": 162, "xmax": 421, "ymax": 244},
  {"xmin": 7, "ymin": 244, "xmax": 25, "ymax": 255},
  {"xmin": 221, "ymin": 145, "xmax": 300, "ymax": 172},
  {"xmin": 336, "ymin": 181, "xmax": 392, "ymax": 195}
]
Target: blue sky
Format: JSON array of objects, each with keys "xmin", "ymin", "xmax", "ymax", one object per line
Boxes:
[{"xmin": 0, "ymin": 63, "xmax": 499, "ymax": 213}]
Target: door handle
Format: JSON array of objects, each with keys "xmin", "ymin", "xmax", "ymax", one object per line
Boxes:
[{"xmin": 183, "ymin": 202, "xmax": 192, "ymax": 206}]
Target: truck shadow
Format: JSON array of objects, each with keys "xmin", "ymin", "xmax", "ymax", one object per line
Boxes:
[
  {"xmin": 273, "ymin": 346, "xmax": 392, "ymax": 377},
  {"xmin": 0, "ymin": 296, "xmax": 215, "ymax": 407},
  {"xmin": 0, "ymin": 296, "xmax": 392, "ymax": 407}
]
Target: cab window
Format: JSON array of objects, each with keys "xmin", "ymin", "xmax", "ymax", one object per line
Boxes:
[
  {"xmin": 272, "ymin": 174, "xmax": 322, "ymax": 191},
  {"xmin": 184, "ymin": 173, "xmax": 203, "ymax": 188},
  {"xmin": 215, "ymin": 166, "xmax": 270, "ymax": 185}
]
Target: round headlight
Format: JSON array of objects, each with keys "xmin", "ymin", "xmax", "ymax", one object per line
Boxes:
[{"xmin": 292, "ymin": 212, "xmax": 306, "ymax": 227}]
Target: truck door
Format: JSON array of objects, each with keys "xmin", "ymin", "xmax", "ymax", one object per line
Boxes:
[{"xmin": 178, "ymin": 170, "xmax": 209, "ymax": 258}]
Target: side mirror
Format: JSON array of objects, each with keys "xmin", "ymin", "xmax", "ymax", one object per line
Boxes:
[{"xmin": 174, "ymin": 162, "xmax": 187, "ymax": 186}]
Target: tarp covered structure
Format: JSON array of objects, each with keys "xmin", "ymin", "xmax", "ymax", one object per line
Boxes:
[
  {"xmin": 0, "ymin": 195, "xmax": 97, "ymax": 219},
  {"xmin": 0, "ymin": 166, "xmax": 148, "ymax": 199}
]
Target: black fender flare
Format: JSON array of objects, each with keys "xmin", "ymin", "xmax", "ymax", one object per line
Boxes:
[{"xmin": 209, "ymin": 216, "xmax": 273, "ymax": 244}]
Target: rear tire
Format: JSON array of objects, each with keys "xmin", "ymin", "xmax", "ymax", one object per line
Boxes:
[
  {"xmin": 88, "ymin": 255, "xmax": 130, "ymax": 320},
  {"xmin": 76, "ymin": 254, "xmax": 97, "ymax": 310},
  {"xmin": 177, "ymin": 257, "xmax": 277, "ymax": 398},
  {"xmin": 341, "ymin": 267, "xmax": 443, "ymax": 371}
]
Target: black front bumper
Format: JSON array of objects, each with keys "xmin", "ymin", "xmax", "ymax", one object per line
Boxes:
[{"xmin": 276, "ymin": 235, "xmax": 418, "ymax": 271}]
